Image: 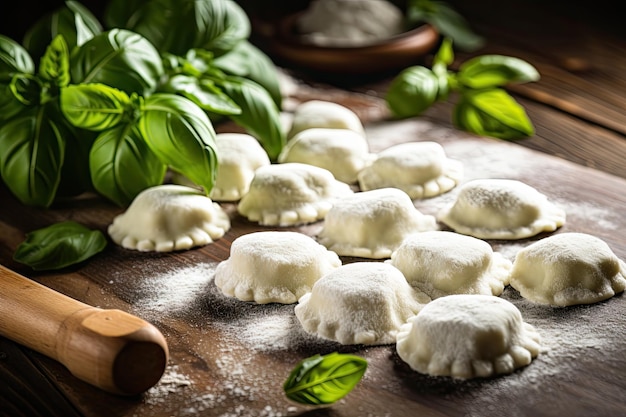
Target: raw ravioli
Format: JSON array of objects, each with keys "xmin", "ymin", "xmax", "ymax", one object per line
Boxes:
[
  {"xmin": 396, "ymin": 294, "xmax": 541, "ymax": 379},
  {"xmin": 237, "ymin": 163, "xmax": 353, "ymax": 226},
  {"xmin": 358, "ymin": 141, "xmax": 463, "ymax": 198},
  {"xmin": 214, "ymin": 231, "xmax": 341, "ymax": 304},
  {"xmin": 287, "ymin": 100, "xmax": 365, "ymax": 139},
  {"xmin": 317, "ymin": 188, "xmax": 438, "ymax": 259},
  {"xmin": 108, "ymin": 185, "xmax": 230, "ymax": 252},
  {"xmin": 278, "ymin": 128, "xmax": 373, "ymax": 183},
  {"xmin": 388, "ymin": 231, "xmax": 511, "ymax": 298},
  {"xmin": 295, "ymin": 262, "xmax": 428, "ymax": 345},
  {"xmin": 510, "ymin": 232, "xmax": 626, "ymax": 306},
  {"xmin": 437, "ymin": 179, "xmax": 566, "ymax": 239}
]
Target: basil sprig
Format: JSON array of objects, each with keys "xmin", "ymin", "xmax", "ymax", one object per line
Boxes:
[
  {"xmin": 284, "ymin": 352, "xmax": 368, "ymax": 406},
  {"xmin": 386, "ymin": 38, "xmax": 540, "ymax": 140},
  {"xmin": 13, "ymin": 221, "xmax": 107, "ymax": 270}
]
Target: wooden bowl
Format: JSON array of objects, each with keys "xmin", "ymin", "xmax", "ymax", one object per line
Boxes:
[{"xmin": 263, "ymin": 13, "xmax": 440, "ymax": 75}]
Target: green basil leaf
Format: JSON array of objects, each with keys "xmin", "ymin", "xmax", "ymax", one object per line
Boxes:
[
  {"xmin": 1, "ymin": 75, "xmax": 37, "ymax": 122},
  {"xmin": 103, "ymin": 0, "xmax": 146, "ymax": 29},
  {"xmin": 284, "ymin": 352, "xmax": 367, "ymax": 406},
  {"xmin": 218, "ymin": 76, "xmax": 285, "ymax": 160},
  {"xmin": 61, "ymin": 83, "xmax": 132, "ymax": 131},
  {"xmin": 163, "ymin": 74, "xmax": 241, "ymax": 115},
  {"xmin": 90, "ymin": 124, "xmax": 166, "ymax": 206},
  {"xmin": 71, "ymin": 29, "xmax": 163, "ymax": 96},
  {"xmin": 0, "ymin": 35, "xmax": 35, "ymax": 80},
  {"xmin": 139, "ymin": 93, "xmax": 218, "ymax": 194},
  {"xmin": 14, "ymin": 221, "xmax": 107, "ymax": 271},
  {"xmin": 214, "ymin": 40, "xmax": 282, "ymax": 108},
  {"xmin": 23, "ymin": 1, "xmax": 102, "ymax": 62},
  {"xmin": 385, "ymin": 66, "xmax": 439, "ymax": 118},
  {"xmin": 0, "ymin": 103, "xmax": 66, "ymax": 207},
  {"xmin": 454, "ymin": 88, "xmax": 534, "ymax": 139},
  {"xmin": 57, "ymin": 128, "xmax": 97, "ymax": 198},
  {"xmin": 458, "ymin": 55, "xmax": 540, "ymax": 89},
  {"xmin": 193, "ymin": 0, "xmax": 251, "ymax": 57},
  {"xmin": 38, "ymin": 35, "xmax": 70, "ymax": 88}
]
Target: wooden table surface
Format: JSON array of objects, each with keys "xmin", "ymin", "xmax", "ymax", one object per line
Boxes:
[{"xmin": 1, "ymin": 1, "xmax": 625, "ymax": 416}]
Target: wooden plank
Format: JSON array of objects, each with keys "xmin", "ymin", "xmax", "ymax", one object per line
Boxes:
[{"xmin": 1, "ymin": 117, "xmax": 625, "ymax": 417}]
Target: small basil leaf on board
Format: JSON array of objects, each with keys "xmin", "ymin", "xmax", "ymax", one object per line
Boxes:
[
  {"xmin": 385, "ymin": 66, "xmax": 439, "ymax": 118},
  {"xmin": 218, "ymin": 76, "xmax": 285, "ymax": 160},
  {"xmin": 284, "ymin": 352, "xmax": 368, "ymax": 406},
  {"xmin": 139, "ymin": 93, "xmax": 218, "ymax": 195},
  {"xmin": 14, "ymin": 221, "xmax": 107, "ymax": 271},
  {"xmin": 458, "ymin": 55, "xmax": 540, "ymax": 89},
  {"xmin": 61, "ymin": 83, "xmax": 132, "ymax": 131},
  {"xmin": 90, "ymin": 124, "xmax": 166, "ymax": 207},
  {"xmin": 453, "ymin": 88, "xmax": 534, "ymax": 140}
]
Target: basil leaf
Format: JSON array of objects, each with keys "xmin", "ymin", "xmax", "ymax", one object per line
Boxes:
[
  {"xmin": 458, "ymin": 55, "xmax": 540, "ymax": 89},
  {"xmin": 23, "ymin": 1, "xmax": 102, "ymax": 61},
  {"xmin": 38, "ymin": 35, "xmax": 70, "ymax": 89},
  {"xmin": 284, "ymin": 352, "xmax": 367, "ymax": 406},
  {"xmin": 163, "ymin": 74, "xmax": 241, "ymax": 115},
  {"xmin": 90, "ymin": 124, "xmax": 166, "ymax": 207},
  {"xmin": 386, "ymin": 66, "xmax": 439, "ymax": 118},
  {"xmin": 194, "ymin": 0, "xmax": 251, "ymax": 57},
  {"xmin": 454, "ymin": 88, "xmax": 534, "ymax": 139},
  {"xmin": 0, "ymin": 35, "xmax": 35, "ymax": 80},
  {"xmin": 61, "ymin": 83, "xmax": 132, "ymax": 131},
  {"xmin": 71, "ymin": 29, "xmax": 163, "ymax": 96},
  {"xmin": 214, "ymin": 40, "xmax": 282, "ymax": 108},
  {"xmin": 218, "ymin": 76, "xmax": 285, "ymax": 160},
  {"xmin": 139, "ymin": 93, "xmax": 218, "ymax": 194},
  {"xmin": 57, "ymin": 129, "xmax": 96, "ymax": 198},
  {"xmin": 0, "ymin": 103, "xmax": 66, "ymax": 207},
  {"xmin": 14, "ymin": 221, "xmax": 107, "ymax": 271},
  {"xmin": 1, "ymin": 75, "xmax": 36, "ymax": 122}
]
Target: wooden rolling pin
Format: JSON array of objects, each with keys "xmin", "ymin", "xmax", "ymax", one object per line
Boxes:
[{"xmin": 0, "ymin": 264, "xmax": 169, "ymax": 396}]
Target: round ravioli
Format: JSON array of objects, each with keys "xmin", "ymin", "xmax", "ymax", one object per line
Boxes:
[
  {"xmin": 358, "ymin": 141, "xmax": 463, "ymax": 198},
  {"xmin": 295, "ymin": 262, "xmax": 428, "ymax": 345},
  {"xmin": 317, "ymin": 188, "xmax": 438, "ymax": 259},
  {"xmin": 437, "ymin": 179, "xmax": 566, "ymax": 240},
  {"xmin": 214, "ymin": 231, "xmax": 341, "ymax": 304},
  {"xmin": 237, "ymin": 163, "xmax": 353, "ymax": 226},
  {"xmin": 396, "ymin": 294, "xmax": 541, "ymax": 379},
  {"xmin": 108, "ymin": 185, "xmax": 230, "ymax": 252},
  {"xmin": 388, "ymin": 231, "xmax": 512, "ymax": 298},
  {"xmin": 278, "ymin": 128, "xmax": 373, "ymax": 183},
  {"xmin": 287, "ymin": 100, "xmax": 365, "ymax": 139},
  {"xmin": 510, "ymin": 233, "xmax": 626, "ymax": 306}
]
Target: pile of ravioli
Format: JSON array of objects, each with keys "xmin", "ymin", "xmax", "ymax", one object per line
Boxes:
[{"xmin": 107, "ymin": 100, "xmax": 626, "ymax": 380}]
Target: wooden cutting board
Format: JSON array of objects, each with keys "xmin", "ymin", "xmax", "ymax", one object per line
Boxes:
[{"xmin": 1, "ymin": 118, "xmax": 625, "ymax": 417}]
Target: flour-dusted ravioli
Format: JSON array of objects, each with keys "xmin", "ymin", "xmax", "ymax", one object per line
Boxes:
[
  {"xmin": 358, "ymin": 141, "xmax": 463, "ymax": 198},
  {"xmin": 388, "ymin": 231, "xmax": 511, "ymax": 298},
  {"xmin": 437, "ymin": 179, "xmax": 566, "ymax": 240},
  {"xmin": 396, "ymin": 294, "xmax": 541, "ymax": 379},
  {"xmin": 278, "ymin": 128, "xmax": 373, "ymax": 183},
  {"xmin": 210, "ymin": 133, "xmax": 271, "ymax": 202},
  {"xmin": 295, "ymin": 262, "xmax": 428, "ymax": 345},
  {"xmin": 214, "ymin": 231, "xmax": 341, "ymax": 304},
  {"xmin": 317, "ymin": 188, "xmax": 438, "ymax": 259},
  {"xmin": 237, "ymin": 163, "xmax": 353, "ymax": 226},
  {"xmin": 287, "ymin": 100, "xmax": 365, "ymax": 139},
  {"xmin": 108, "ymin": 185, "xmax": 230, "ymax": 252},
  {"xmin": 510, "ymin": 233, "xmax": 626, "ymax": 306}
]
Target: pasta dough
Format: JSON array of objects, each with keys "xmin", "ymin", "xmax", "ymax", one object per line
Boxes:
[
  {"xmin": 277, "ymin": 128, "xmax": 373, "ymax": 183},
  {"xmin": 509, "ymin": 233, "xmax": 626, "ymax": 306},
  {"xmin": 237, "ymin": 162, "xmax": 353, "ymax": 226},
  {"xmin": 295, "ymin": 262, "xmax": 428, "ymax": 345},
  {"xmin": 317, "ymin": 188, "xmax": 438, "ymax": 259},
  {"xmin": 437, "ymin": 179, "xmax": 566, "ymax": 240},
  {"xmin": 388, "ymin": 231, "xmax": 512, "ymax": 298},
  {"xmin": 108, "ymin": 185, "xmax": 230, "ymax": 252},
  {"xmin": 396, "ymin": 294, "xmax": 541, "ymax": 379},
  {"xmin": 214, "ymin": 231, "xmax": 341, "ymax": 304},
  {"xmin": 287, "ymin": 100, "xmax": 365, "ymax": 139},
  {"xmin": 357, "ymin": 141, "xmax": 463, "ymax": 198},
  {"xmin": 210, "ymin": 133, "xmax": 271, "ymax": 202}
]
